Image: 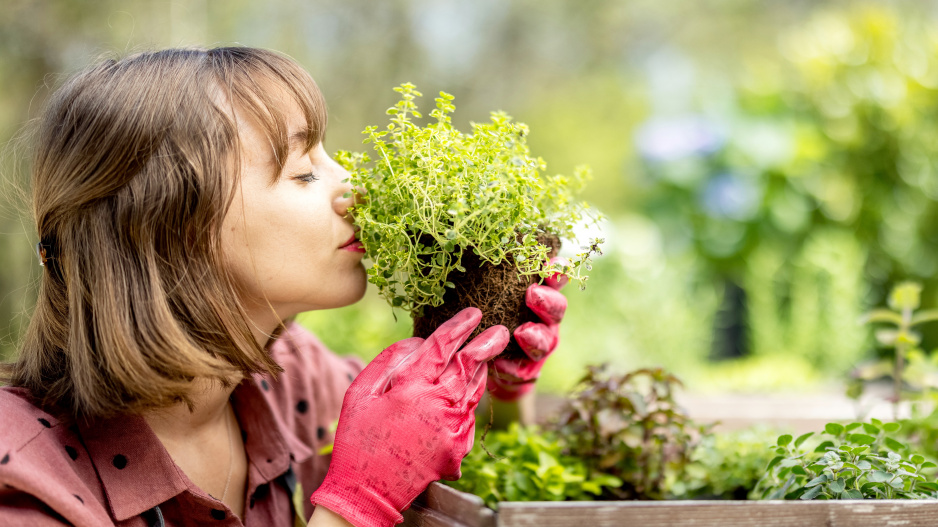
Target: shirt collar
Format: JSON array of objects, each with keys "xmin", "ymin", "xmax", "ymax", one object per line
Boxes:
[
  {"xmin": 78, "ymin": 412, "xmax": 189, "ymax": 521},
  {"xmin": 78, "ymin": 378, "xmax": 312, "ymax": 521},
  {"xmin": 232, "ymin": 377, "xmax": 314, "ymax": 491}
]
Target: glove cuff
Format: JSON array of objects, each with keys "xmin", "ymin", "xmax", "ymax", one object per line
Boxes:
[{"xmin": 311, "ymin": 473, "xmax": 404, "ymax": 527}]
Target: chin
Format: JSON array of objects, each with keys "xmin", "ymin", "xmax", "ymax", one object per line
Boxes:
[
  {"xmin": 317, "ymin": 274, "xmax": 368, "ymax": 310},
  {"xmin": 343, "ymin": 278, "xmax": 368, "ymax": 306}
]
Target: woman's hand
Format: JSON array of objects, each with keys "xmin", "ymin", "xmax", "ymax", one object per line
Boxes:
[
  {"xmin": 310, "ymin": 308, "xmax": 508, "ymax": 527},
  {"xmin": 487, "ymin": 257, "xmax": 569, "ymax": 401}
]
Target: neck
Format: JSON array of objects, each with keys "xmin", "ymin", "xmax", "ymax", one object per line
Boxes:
[
  {"xmin": 144, "ymin": 305, "xmax": 284, "ymax": 433},
  {"xmin": 144, "ymin": 376, "xmax": 240, "ymax": 436},
  {"xmin": 242, "ymin": 302, "xmax": 294, "ymax": 350},
  {"xmin": 143, "ymin": 374, "xmax": 248, "ymax": 517}
]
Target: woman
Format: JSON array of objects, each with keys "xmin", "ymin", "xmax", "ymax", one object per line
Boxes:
[{"xmin": 0, "ymin": 47, "xmax": 567, "ymax": 527}]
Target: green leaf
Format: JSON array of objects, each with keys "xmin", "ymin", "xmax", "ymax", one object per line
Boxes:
[
  {"xmin": 800, "ymin": 485, "xmax": 824, "ymax": 500},
  {"xmin": 768, "ymin": 476, "xmax": 796, "ymax": 500},
  {"xmin": 848, "ymin": 434, "xmax": 875, "ymax": 446},
  {"xmin": 862, "ymin": 481, "xmax": 883, "ymax": 493},
  {"xmin": 845, "ymin": 423, "xmax": 862, "ymax": 432},
  {"xmin": 825, "ymin": 423, "xmax": 844, "ymax": 436},
  {"xmin": 805, "ymin": 474, "xmax": 830, "ymax": 488},
  {"xmin": 912, "ymin": 455, "xmax": 925, "ymax": 465},
  {"xmin": 829, "ymin": 478, "xmax": 846, "ymax": 494},
  {"xmin": 883, "ymin": 422, "xmax": 901, "ymax": 433},
  {"xmin": 911, "ymin": 309, "xmax": 938, "ymax": 327},
  {"xmin": 860, "ymin": 309, "xmax": 903, "ymax": 325},
  {"xmin": 842, "ymin": 489, "xmax": 863, "ymax": 499},
  {"xmin": 922, "ymin": 462, "xmax": 937, "ymax": 469},
  {"xmin": 889, "ymin": 282, "xmax": 922, "ymax": 312},
  {"xmin": 851, "ymin": 446, "xmax": 870, "ymax": 456},
  {"xmin": 869, "ymin": 471, "xmax": 893, "ymax": 483},
  {"xmin": 862, "ymin": 423, "xmax": 880, "ymax": 435},
  {"xmin": 766, "ymin": 455, "xmax": 784, "ymax": 472},
  {"xmin": 795, "ymin": 432, "xmax": 815, "ymax": 448},
  {"xmin": 884, "ymin": 437, "xmax": 906, "ymax": 451},
  {"xmin": 777, "ymin": 434, "xmax": 793, "ymax": 447},
  {"xmin": 814, "ymin": 440, "xmax": 836, "ymax": 453}
]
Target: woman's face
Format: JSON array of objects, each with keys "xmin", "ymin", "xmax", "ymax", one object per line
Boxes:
[{"xmin": 221, "ymin": 92, "xmax": 367, "ymax": 328}]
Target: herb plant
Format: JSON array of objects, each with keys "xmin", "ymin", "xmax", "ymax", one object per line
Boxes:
[
  {"xmin": 669, "ymin": 426, "xmax": 782, "ymax": 500},
  {"xmin": 548, "ymin": 365, "xmax": 711, "ymax": 500},
  {"xmin": 853, "ymin": 282, "xmax": 938, "ymax": 417},
  {"xmin": 756, "ymin": 420, "xmax": 938, "ymax": 500},
  {"xmin": 338, "ymin": 83, "xmax": 601, "ymax": 315},
  {"xmin": 445, "ymin": 422, "xmax": 622, "ymax": 509}
]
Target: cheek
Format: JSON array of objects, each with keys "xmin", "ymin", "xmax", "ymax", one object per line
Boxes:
[
  {"xmin": 220, "ymin": 190, "xmax": 296, "ymax": 291},
  {"xmin": 220, "ymin": 203, "xmax": 251, "ymax": 277}
]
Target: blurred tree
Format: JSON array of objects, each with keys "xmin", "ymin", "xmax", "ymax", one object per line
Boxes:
[
  {"xmin": 0, "ymin": 0, "xmax": 870, "ymax": 378},
  {"xmin": 641, "ymin": 2, "xmax": 938, "ymax": 367}
]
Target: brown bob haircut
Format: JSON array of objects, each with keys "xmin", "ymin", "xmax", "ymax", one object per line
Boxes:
[{"xmin": 2, "ymin": 47, "xmax": 327, "ymax": 418}]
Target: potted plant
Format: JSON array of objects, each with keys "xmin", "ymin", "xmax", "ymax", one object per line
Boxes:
[{"xmin": 339, "ymin": 83, "xmax": 602, "ymax": 356}]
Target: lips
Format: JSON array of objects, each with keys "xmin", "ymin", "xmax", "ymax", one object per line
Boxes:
[{"xmin": 339, "ymin": 232, "xmax": 366, "ymax": 253}]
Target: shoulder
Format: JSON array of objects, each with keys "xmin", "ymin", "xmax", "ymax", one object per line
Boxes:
[
  {"xmin": 259, "ymin": 322, "xmax": 363, "ymax": 426},
  {"xmin": 0, "ymin": 388, "xmax": 57, "ymax": 450},
  {"xmin": 0, "ymin": 388, "xmax": 111, "ymax": 526}
]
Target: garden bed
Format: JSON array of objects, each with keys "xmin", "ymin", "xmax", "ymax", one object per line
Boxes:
[
  {"xmin": 401, "ymin": 481, "xmax": 938, "ymax": 527},
  {"xmin": 400, "ymin": 386, "xmax": 938, "ymax": 527}
]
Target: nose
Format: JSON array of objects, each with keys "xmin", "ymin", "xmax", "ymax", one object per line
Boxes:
[{"xmin": 333, "ymin": 177, "xmax": 355, "ymax": 218}]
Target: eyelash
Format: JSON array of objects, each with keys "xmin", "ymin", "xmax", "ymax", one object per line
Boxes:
[{"xmin": 295, "ymin": 172, "xmax": 320, "ymax": 183}]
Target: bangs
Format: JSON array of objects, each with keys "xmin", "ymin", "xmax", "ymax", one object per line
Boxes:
[{"xmin": 209, "ymin": 47, "xmax": 327, "ymax": 178}]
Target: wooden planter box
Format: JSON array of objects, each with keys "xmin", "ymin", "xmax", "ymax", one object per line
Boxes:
[{"xmin": 401, "ymin": 482, "xmax": 938, "ymax": 527}]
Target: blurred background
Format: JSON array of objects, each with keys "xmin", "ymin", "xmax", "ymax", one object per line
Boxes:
[{"xmin": 3, "ymin": 0, "xmax": 938, "ymax": 400}]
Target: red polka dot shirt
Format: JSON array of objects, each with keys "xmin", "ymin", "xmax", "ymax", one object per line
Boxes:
[{"xmin": 0, "ymin": 323, "xmax": 363, "ymax": 526}]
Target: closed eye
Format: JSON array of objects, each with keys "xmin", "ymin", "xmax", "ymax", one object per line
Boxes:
[{"xmin": 294, "ymin": 172, "xmax": 320, "ymax": 183}]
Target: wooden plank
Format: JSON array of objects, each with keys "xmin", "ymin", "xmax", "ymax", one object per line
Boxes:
[
  {"xmin": 402, "ymin": 482, "xmax": 495, "ymax": 527},
  {"xmin": 496, "ymin": 500, "xmax": 938, "ymax": 527},
  {"xmin": 422, "ymin": 482, "xmax": 495, "ymax": 527},
  {"xmin": 402, "ymin": 502, "xmax": 473, "ymax": 527}
]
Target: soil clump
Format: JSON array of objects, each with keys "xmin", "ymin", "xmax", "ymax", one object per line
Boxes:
[{"xmin": 413, "ymin": 232, "xmax": 560, "ymax": 360}]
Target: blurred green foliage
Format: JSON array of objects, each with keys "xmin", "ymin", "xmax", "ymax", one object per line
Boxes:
[
  {"xmin": 745, "ymin": 228, "xmax": 867, "ymax": 374},
  {"xmin": 5, "ymin": 0, "xmax": 938, "ymax": 395}
]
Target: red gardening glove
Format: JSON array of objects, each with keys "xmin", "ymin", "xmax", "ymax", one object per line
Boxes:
[
  {"xmin": 487, "ymin": 257, "xmax": 569, "ymax": 401},
  {"xmin": 311, "ymin": 307, "xmax": 508, "ymax": 527}
]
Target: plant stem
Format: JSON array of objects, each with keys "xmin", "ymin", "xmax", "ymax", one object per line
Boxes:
[{"xmin": 895, "ymin": 306, "xmax": 913, "ymax": 420}]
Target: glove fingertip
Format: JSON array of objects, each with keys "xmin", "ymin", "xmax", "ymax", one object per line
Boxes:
[
  {"xmin": 546, "ymin": 256, "xmax": 570, "ymax": 290},
  {"xmin": 441, "ymin": 470, "xmax": 462, "ymax": 482},
  {"xmin": 473, "ymin": 324, "xmax": 510, "ymax": 361},
  {"xmin": 514, "ymin": 322, "xmax": 555, "ymax": 362},
  {"xmin": 525, "ymin": 285, "xmax": 567, "ymax": 325}
]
